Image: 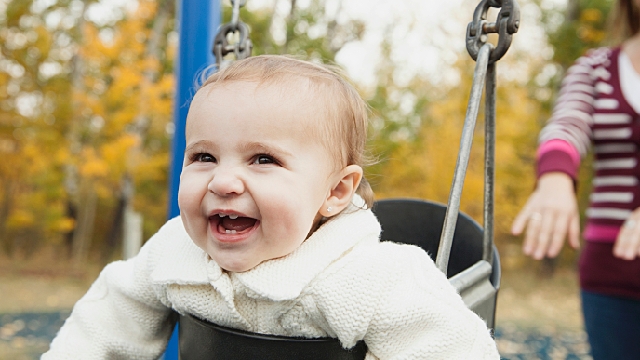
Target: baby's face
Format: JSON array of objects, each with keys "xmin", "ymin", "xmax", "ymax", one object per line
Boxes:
[{"xmin": 178, "ymin": 80, "xmax": 338, "ymax": 272}]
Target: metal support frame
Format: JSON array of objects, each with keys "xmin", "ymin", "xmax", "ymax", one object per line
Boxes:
[
  {"xmin": 165, "ymin": 0, "xmax": 220, "ymax": 358},
  {"xmin": 435, "ymin": 43, "xmax": 501, "ymax": 328},
  {"xmin": 483, "ymin": 62, "xmax": 496, "ymax": 265},
  {"xmin": 435, "ymin": 44, "xmax": 493, "ymax": 274},
  {"xmin": 436, "ymin": 0, "xmax": 518, "ymax": 275}
]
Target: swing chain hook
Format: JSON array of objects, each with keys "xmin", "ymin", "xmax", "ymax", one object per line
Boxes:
[
  {"xmin": 466, "ymin": 0, "xmax": 520, "ymax": 63},
  {"xmin": 213, "ymin": 0, "xmax": 253, "ymax": 69}
]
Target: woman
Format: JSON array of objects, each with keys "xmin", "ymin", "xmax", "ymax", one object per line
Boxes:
[{"xmin": 511, "ymin": 1, "xmax": 640, "ymax": 358}]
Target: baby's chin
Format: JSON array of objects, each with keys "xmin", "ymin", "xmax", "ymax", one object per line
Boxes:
[
  {"xmin": 203, "ymin": 249, "xmax": 261, "ymax": 273},
  {"xmin": 210, "ymin": 252, "xmax": 296, "ymax": 273},
  {"xmin": 217, "ymin": 261, "xmax": 258, "ymax": 273}
]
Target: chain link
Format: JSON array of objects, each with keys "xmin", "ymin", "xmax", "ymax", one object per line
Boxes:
[
  {"xmin": 466, "ymin": 0, "xmax": 520, "ymax": 63},
  {"xmin": 213, "ymin": 0, "xmax": 253, "ymax": 69}
]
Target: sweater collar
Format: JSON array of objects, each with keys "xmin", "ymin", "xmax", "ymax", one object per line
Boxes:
[
  {"xmin": 151, "ymin": 196, "xmax": 381, "ymax": 301},
  {"xmin": 232, "ymin": 201, "xmax": 381, "ymax": 301}
]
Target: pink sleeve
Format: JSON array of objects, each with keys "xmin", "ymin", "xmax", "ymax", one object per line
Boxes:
[{"xmin": 536, "ymin": 139, "xmax": 580, "ymax": 180}]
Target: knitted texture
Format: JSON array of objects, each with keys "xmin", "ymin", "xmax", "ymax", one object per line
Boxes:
[{"xmin": 43, "ymin": 203, "xmax": 499, "ymax": 359}]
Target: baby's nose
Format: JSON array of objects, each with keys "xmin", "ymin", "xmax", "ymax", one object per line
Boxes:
[{"xmin": 207, "ymin": 167, "xmax": 245, "ymax": 196}]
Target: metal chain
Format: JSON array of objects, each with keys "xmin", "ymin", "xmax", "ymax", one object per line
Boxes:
[
  {"xmin": 213, "ymin": 0, "xmax": 253, "ymax": 69},
  {"xmin": 466, "ymin": 0, "xmax": 520, "ymax": 63},
  {"xmin": 437, "ymin": 0, "xmax": 520, "ymax": 274}
]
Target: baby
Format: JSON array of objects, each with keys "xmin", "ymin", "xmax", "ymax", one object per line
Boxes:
[{"xmin": 43, "ymin": 55, "xmax": 499, "ymax": 359}]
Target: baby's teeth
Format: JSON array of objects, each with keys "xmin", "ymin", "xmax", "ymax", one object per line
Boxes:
[
  {"xmin": 219, "ymin": 214, "xmax": 227, "ymax": 218},
  {"xmin": 224, "ymin": 229, "xmax": 237, "ymax": 234},
  {"xmin": 231, "ymin": 230, "xmax": 236, "ymax": 234},
  {"xmin": 229, "ymin": 215, "xmax": 238, "ymax": 219}
]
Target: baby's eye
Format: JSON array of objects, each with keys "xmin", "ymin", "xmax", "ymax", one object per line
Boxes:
[
  {"xmin": 253, "ymin": 154, "xmax": 277, "ymax": 165},
  {"xmin": 193, "ymin": 153, "xmax": 216, "ymax": 163}
]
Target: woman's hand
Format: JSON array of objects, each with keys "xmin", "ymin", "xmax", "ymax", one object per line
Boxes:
[
  {"xmin": 511, "ymin": 172, "xmax": 581, "ymax": 259},
  {"xmin": 614, "ymin": 209, "xmax": 640, "ymax": 260}
]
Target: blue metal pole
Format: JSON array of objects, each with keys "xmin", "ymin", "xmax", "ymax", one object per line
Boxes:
[
  {"xmin": 165, "ymin": 0, "xmax": 220, "ymax": 358},
  {"xmin": 168, "ymin": 0, "xmax": 219, "ymax": 219}
]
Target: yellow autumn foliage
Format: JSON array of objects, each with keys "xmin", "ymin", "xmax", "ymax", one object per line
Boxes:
[
  {"xmin": 7, "ymin": 209, "xmax": 35, "ymax": 229},
  {"xmin": 55, "ymin": 217, "xmax": 76, "ymax": 233},
  {"xmin": 79, "ymin": 147, "xmax": 110, "ymax": 179},
  {"xmin": 374, "ymin": 58, "xmax": 542, "ymax": 240}
]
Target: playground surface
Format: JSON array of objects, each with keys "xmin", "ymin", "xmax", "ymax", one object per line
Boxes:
[{"xmin": 0, "ymin": 256, "xmax": 590, "ymax": 360}]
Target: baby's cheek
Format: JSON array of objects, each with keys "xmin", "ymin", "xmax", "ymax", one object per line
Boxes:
[
  {"xmin": 177, "ymin": 187, "xmax": 207, "ymax": 250},
  {"xmin": 177, "ymin": 179, "xmax": 202, "ymax": 214},
  {"xmin": 276, "ymin": 201, "xmax": 312, "ymax": 234},
  {"xmin": 179, "ymin": 213, "xmax": 202, "ymax": 249}
]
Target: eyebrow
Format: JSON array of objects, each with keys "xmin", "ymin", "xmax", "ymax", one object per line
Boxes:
[
  {"xmin": 184, "ymin": 140, "xmax": 293, "ymax": 158},
  {"xmin": 184, "ymin": 140, "xmax": 217, "ymax": 153},
  {"xmin": 240, "ymin": 141, "xmax": 293, "ymax": 157}
]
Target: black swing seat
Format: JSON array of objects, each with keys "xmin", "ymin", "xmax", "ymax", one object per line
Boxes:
[
  {"xmin": 178, "ymin": 198, "xmax": 500, "ymax": 359},
  {"xmin": 178, "ymin": 313, "xmax": 367, "ymax": 360},
  {"xmin": 372, "ymin": 198, "xmax": 500, "ymax": 330}
]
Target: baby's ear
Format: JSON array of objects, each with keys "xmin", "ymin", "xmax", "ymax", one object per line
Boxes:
[{"xmin": 319, "ymin": 165, "xmax": 363, "ymax": 217}]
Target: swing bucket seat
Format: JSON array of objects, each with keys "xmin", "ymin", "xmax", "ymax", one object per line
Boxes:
[
  {"xmin": 372, "ymin": 198, "xmax": 500, "ymax": 330},
  {"xmin": 177, "ymin": 198, "xmax": 500, "ymax": 360}
]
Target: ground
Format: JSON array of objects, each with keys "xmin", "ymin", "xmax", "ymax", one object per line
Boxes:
[{"xmin": 0, "ymin": 251, "xmax": 590, "ymax": 359}]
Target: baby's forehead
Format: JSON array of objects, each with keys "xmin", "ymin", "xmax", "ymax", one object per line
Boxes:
[
  {"xmin": 199, "ymin": 78, "xmax": 333, "ymax": 127},
  {"xmin": 199, "ymin": 79, "xmax": 344, "ymax": 164},
  {"xmin": 203, "ymin": 78, "xmax": 333, "ymax": 123}
]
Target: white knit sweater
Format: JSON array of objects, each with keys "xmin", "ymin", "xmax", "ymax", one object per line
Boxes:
[{"xmin": 43, "ymin": 205, "xmax": 499, "ymax": 359}]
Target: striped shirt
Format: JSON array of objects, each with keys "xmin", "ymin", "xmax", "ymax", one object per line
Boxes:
[{"xmin": 538, "ymin": 47, "xmax": 640, "ymax": 243}]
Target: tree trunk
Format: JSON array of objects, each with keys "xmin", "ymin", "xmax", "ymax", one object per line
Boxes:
[
  {"xmin": 283, "ymin": 0, "xmax": 297, "ymax": 52},
  {"xmin": 117, "ymin": 0, "xmax": 172, "ymax": 259},
  {"xmin": 0, "ymin": 179, "xmax": 16, "ymax": 255},
  {"xmin": 64, "ymin": 200, "xmax": 77, "ymax": 259},
  {"xmin": 72, "ymin": 180, "xmax": 97, "ymax": 266},
  {"xmin": 566, "ymin": 0, "xmax": 580, "ymax": 22},
  {"xmin": 103, "ymin": 191, "xmax": 125, "ymax": 263},
  {"xmin": 68, "ymin": 1, "xmax": 88, "ymax": 263}
]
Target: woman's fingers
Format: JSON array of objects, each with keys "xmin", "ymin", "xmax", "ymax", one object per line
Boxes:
[
  {"xmin": 567, "ymin": 213, "xmax": 581, "ymax": 250},
  {"xmin": 523, "ymin": 209, "xmax": 566, "ymax": 260},
  {"xmin": 511, "ymin": 210, "xmax": 528, "ymax": 236},
  {"xmin": 514, "ymin": 200, "xmax": 578, "ymax": 259},
  {"xmin": 512, "ymin": 198, "xmax": 535, "ymax": 236},
  {"xmin": 547, "ymin": 212, "xmax": 570, "ymax": 258},
  {"xmin": 614, "ymin": 215, "xmax": 640, "ymax": 260},
  {"xmin": 513, "ymin": 172, "xmax": 579, "ymax": 260},
  {"xmin": 534, "ymin": 210, "xmax": 555, "ymax": 259},
  {"xmin": 523, "ymin": 210, "xmax": 543, "ymax": 257}
]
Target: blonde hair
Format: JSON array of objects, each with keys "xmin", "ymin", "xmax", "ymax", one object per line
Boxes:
[
  {"xmin": 609, "ymin": 0, "xmax": 640, "ymax": 44},
  {"xmin": 199, "ymin": 55, "xmax": 375, "ymax": 208}
]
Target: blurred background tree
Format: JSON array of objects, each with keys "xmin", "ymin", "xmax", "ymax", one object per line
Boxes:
[
  {"xmin": 0, "ymin": 0, "xmax": 366, "ymax": 267},
  {"xmin": 0, "ymin": 0, "xmax": 175, "ymax": 264},
  {"xmin": 0, "ymin": 0, "xmax": 618, "ymax": 274}
]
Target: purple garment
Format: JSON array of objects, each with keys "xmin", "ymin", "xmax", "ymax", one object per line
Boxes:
[{"xmin": 580, "ymin": 242, "xmax": 640, "ymax": 300}]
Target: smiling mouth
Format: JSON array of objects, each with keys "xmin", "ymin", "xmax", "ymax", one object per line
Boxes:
[{"xmin": 209, "ymin": 214, "xmax": 259, "ymax": 240}]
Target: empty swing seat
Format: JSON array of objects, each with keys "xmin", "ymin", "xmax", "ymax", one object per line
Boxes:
[{"xmin": 177, "ymin": 198, "xmax": 500, "ymax": 359}]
